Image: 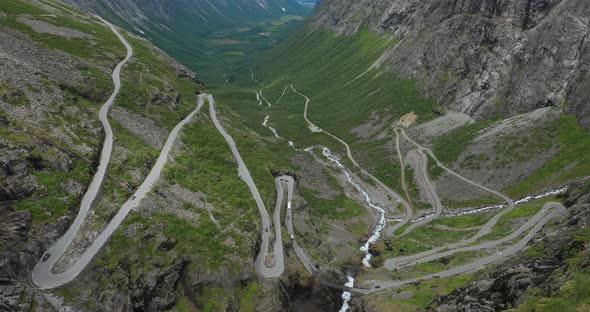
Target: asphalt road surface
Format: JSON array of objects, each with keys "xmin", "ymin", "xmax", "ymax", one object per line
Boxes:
[
  {"xmin": 281, "ymin": 167, "xmax": 564, "ymax": 294},
  {"xmin": 31, "ymin": 17, "xmax": 133, "ymax": 289},
  {"xmin": 396, "ymin": 146, "xmax": 443, "ymax": 236},
  {"xmin": 271, "ymin": 85, "xmax": 566, "ymax": 296},
  {"xmin": 32, "ymin": 19, "xmax": 204, "ymax": 288},
  {"xmin": 360, "ymin": 201, "xmax": 565, "ymax": 293},
  {"xmin": 288, "ymin": 84, "xmax": 414, "ymax": 236},
  {"xmin": 207, "ymin": 94, "xmax": 284, "ymax": 278}
]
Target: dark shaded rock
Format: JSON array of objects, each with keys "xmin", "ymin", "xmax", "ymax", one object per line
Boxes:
[
  {"xmin": 283, "ymin": 272, "xmax": 343, "ymax": 312},
  {"xmin": 0, "ymin": 175, "xmax": 37, "ymax": 201},
  {"xmin": 157, "ymin": 238, "xmax": 176, "ymax": 252},
  {"xmin": 0, "ymin": 283, "xmax": 32, "ymax": 312}
]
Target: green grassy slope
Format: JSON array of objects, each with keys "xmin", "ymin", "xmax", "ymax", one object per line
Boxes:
[
  {"xmin": 213, "ymin": 27, "xmax": 434, "ymax": 196},
  {"xmin": 1, "ymin": 0, "xmax": 205, "ymax": 224},
  {"xmin": 62, "ymin": 0, "xmax": 312, "ymax": 85},
  {"xmin": 258, "ymin": 28, "xmax": 434, "ymax": 140},
  {"xmin": 506, "ymin": 114, "xmax": 590, "ymax": 196},
  {"xmin": 1, "ymin": 0, "xmax": 279, "ymax": 309}
]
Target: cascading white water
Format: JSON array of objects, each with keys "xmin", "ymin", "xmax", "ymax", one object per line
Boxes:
[
  {"xmin": 262, "ymin": 115, "xmax": 281, "ymax": 139},
  {"xmin": 320, "ymin": 147, "xmax": 389, "ymax": 312},
  {"xmin": 259, "ymin": 99, "xmax": 569, "ymax": 311},
  {"xmin": 387, "ymin": 187, "xmax": 569, "ymax": 222},
  {"xmin": 339, "ymin": 275, "xmax": 355, "ymax": 312},
  {"xmin": 321, "ymin": 147, "xmax": 386, "ymax": 267},
  {"xmin": 513, "ymin": 187, "xmax": 567, "ymax": 204}
]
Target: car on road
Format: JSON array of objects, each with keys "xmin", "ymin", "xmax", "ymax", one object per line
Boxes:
[
  {"xmin": 266, "ymin": 227, "xmax": 269, "ymax": 232},
  {"xmin": 290, "ymin": 235, "xmax": 294, "ymax": 239},
  {"xmin": 42, "ymin": 253, "xmax": 51, "ymax": 262}
]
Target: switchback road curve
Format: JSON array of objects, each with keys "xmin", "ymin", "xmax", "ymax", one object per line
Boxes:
[
  {"xmin": 32, "ymin": 20, "xmax": 204, "ymax": 289},
  {"xmin": 207, "ymin": 94, "xmax": 284, "ymax": 278}
]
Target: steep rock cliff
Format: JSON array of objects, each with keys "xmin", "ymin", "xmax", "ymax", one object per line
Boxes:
[{"xmin": 313, "ymin": 0, "xmax": 590, "ymax": 127}]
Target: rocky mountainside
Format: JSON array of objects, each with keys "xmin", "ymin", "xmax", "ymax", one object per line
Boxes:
[
  {"xmin": 2, "ymin": 0, "xmax": 589, "ymax": 311},
  {"xmin": 253, "ymin": 0, "xmax": 590, "ymax": 310},
  {"xmin": 0, "ymin": 1, "xmax": 338, "ymax": 311},
  {"xmin": 312, "ymin": 0, "xmax": 590, "ymax": 128},
  {"xmin": 0, "ymin": 0, "xmax": 288, "ymax": 310}
]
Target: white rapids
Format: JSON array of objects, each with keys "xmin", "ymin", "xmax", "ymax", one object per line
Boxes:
[
  {"xmin": 339, "ymin": 275, "xmax": 355, "ymax": 312},
  {"xmin": 262, "ymin": 115, "xmax": 281, "ymax": 139},
  {"xmin": 388, "ymin": 187, "xmax": 569, "ymax": 222},
  {"xmin": 321, "ymin": 147, "xmax": 386, "ymax": 268}
]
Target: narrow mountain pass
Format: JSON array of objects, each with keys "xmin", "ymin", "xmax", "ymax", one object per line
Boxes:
[
  {"xmin": 289, "ymin": 84, "xmax": 414, "ymax": 236},
  {"xmin": 395, "ymin": 145, "xmax": 444, "ymax": 236},
  {"xmin": 274, "ymin": 147, "xmax": 567, "ymax": 295},
  {"xmin": 358, "ymin": 202, "xmax": 566, "ymax": 293}
]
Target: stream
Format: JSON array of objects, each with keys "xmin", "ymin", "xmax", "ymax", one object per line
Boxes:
[
  {"xmin": 261, "ymin": 113, "xmax": 572, "ymax": 311},
  {"xmin": 320, "ymin": 147, "xmax": 388, "ymax": 311},
  {"xmin": 262, "ymin": 115, "xmax": 388, "ymax": 310},
  {"xmin": 388, "ymin": 187, "xmax": 569, "ymax": 223}
]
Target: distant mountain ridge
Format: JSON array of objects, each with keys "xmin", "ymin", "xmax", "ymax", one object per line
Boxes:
[
  {"xmin": 61, "ymin": 0, "xmax": 304, "ymax": 33},
  {"xmin": 60, "ymin": 0, "xmax": 307, "ymax": 83}
]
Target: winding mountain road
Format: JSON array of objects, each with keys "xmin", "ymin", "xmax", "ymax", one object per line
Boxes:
[
  {"xmin": 396, "ymin": 146, "xmax": 443, "ymax": 236},
  {"xmin": 359, "ymin": 201, "xmax": 565, "ymax": 293},
  {"xmin": 281, "ymin": 175, "xmax": 363, "ymax": 294},
  {"xmin": 280, "ymin": 143, "xmax": 565, "ymax": 294},
  {"xmin": 207, "ymin": 94, "xmax": 284, "ymax": 278},
  {"xmin": 32, "ymin": 18, "xmax": 205, "ymax": 289},
  {"xmin": 381, "ymin": 128, "xmax": 518, "ymax": 267},
  {"xmin": 261, "ymin": 84, "xmax": 567, "ymax": 296},
  {"xmin": 386, "ymin": 202, "xmax": 564, "ymax": 270},
  {"xmin": 289, "ymin": 84, "xmax": 413, "ymax": 235},
  {"xmin": 31, "ymin": 17, "xmax": 132, "ymax": 289},
  {"xmin": 270, "ymin": 176, "xmax": 287, "ymax": 275},
  {"xmin": 279, "ymin": 166, "xmax": 565, "ymax": 294},
  {"xmin": 26, "ymin": 16, "xmax": 566, "ymax": 300},
  {"xmin": 394, "ymin": 128, "xmax": 414, "ymax": 210}
]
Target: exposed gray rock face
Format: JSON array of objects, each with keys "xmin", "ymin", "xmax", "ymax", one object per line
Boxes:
[
  {"xmin": 433, "ymin": 259, "xmax": 563, "ymax": 311},
  {"xmin": 0, "ymin": 210, "xmax": 76, "ymax": 311},
  {"xmin": 313, "ymin": 0, "xmax": 590, "ymax": 128},
  {"xmin": 17, "ymin": 16, "xmax": 95, "ymax": 39}
]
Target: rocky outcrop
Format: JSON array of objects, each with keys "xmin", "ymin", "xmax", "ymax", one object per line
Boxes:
[
  {"xmin": 432, "ymin": 258, "xmax": 564, "ymax": 311},
  {"xmin": 0, "ymin": 1, "xmax": 206, "ymax": 310},
  {"xmin": 0, "ymin": 211, "xmax": 75, "ymax": 311},
  {"xmin": 80, "ymin": 258, "xmax": 186, "ymax": 312},
  {"xmin": 0, "ymin": 144, "xmax": 79, "ymax": 309},
  {"xmin": 313, "ymin": 0, "xmax": 590, "ymax": 128},
  {"xmin": 282, "ymin": 271, "xmax": 343, "ymax": 312}
]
